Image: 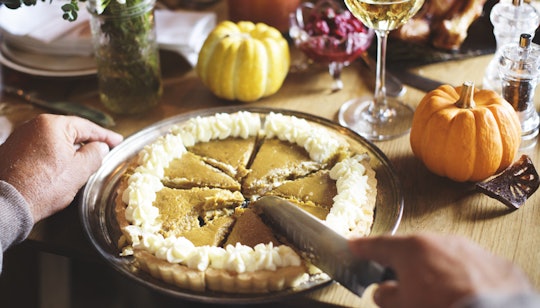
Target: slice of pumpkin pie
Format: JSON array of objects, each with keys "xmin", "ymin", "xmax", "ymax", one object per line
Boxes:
[
  {"xmin": 188, "ymin": 136, "xmax": 257, "ymax": 181},
  {"xmin": 182, "ymin": 215, "xmax": 236, "ymax": 247},
  {"xmin": 163, "ymin": 152, "xmax": 241, "ymax": 191},
  {"xmin": 242, "ymin": 138, "xmax": 323, "ymax": 197},
  {"xmin": 153, "ymin": 186, "xmax": 244, "ymax": 238},
  {"xmin": 224, "ymin": 208, "xmax": 281, "ymax": 248},
  {"xmin": 267, "ymin": 169, "xmax": 337, "ymax": 220}
]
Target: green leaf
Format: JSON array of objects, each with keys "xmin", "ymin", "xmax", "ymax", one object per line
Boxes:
[
  {"xmin": 61, "ymin": 2, "xmax": 79, "ymax": 21},
  {"xmin": 95, "ymin": 0, "xmax": 111, "ymax": 14},
  {"xmin": 2, "ymin": 0, "xmax": 35, "ymax": 9}
]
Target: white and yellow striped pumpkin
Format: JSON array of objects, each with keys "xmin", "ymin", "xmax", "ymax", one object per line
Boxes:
[{"xmin": 196, "ymin": 21, "xmax": 290, "ymax": 102}]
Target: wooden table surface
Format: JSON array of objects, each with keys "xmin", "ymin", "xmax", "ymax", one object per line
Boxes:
[{"xmin": 1, "ymin": 2, "xmax": 540, "ymax": 307}]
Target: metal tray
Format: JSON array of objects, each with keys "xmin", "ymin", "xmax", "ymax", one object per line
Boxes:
[{"xmin": 80, "ymin": 106, "xmax": 404, "ymax": 304}]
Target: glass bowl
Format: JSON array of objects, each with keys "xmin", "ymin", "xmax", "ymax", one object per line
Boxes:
[{"xmin": 289, "ymin": 0, "xmax": 374, "ymax": 91}]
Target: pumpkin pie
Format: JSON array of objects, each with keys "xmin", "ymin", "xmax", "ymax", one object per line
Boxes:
[{"xmin": 115, "ymin": 111, "xmax": 377, "ymax": 294}]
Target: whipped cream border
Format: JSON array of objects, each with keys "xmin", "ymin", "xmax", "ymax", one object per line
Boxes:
[
  {"xmin": 121, "ymin": 111, "xmax": 374, "ymax": 273},
  {"xmin": 327, "ymin": 153, "xmax": 374, "ymax": 237}
]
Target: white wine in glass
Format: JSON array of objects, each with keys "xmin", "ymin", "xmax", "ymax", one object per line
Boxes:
[{"xmin": 339, "ymin": 0, "xmax": 424, "ymax": 141}]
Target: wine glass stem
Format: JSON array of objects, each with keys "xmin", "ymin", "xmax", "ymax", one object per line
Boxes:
[
  {"xmin": 329, "ymin": 61, "xmax": 344, "ymax": 92},
  {"xmin": 372, "ymin": 29, "xmax": 389, "ymax": 118}
]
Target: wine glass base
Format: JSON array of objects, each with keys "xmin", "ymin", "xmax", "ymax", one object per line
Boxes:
[{"xmin": 338, "ymin": 96, "xmax": 414, "ymax": 141}]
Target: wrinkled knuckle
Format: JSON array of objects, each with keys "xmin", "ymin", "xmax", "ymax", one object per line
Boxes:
[
  {"xmin": 33, "ymin": 113, "xmax": 58, "ymax": 130},
  {"xmin": 34, "ymin": 113, "xmax": 54, "ymax": 123}
]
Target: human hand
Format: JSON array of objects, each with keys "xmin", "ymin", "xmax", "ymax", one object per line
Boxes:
[
  {"xmin": 0, "ymin": 114, "xmax": 123, "ymax": 223},
  {"xmin": 348, "ymin": 233, "xmax": 533, "ymax": 308}
]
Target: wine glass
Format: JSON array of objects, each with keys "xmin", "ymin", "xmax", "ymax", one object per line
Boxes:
[
  {"xmin": 289, "ymin": 0, "xmax": 374, "ymax": 92},
  {"xmin": 338, "ymin": 0, "xmax": 424, "ymax": 140}
]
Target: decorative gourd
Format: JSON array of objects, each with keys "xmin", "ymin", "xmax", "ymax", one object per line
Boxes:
[
  {"xmin": 410, "ymin": 81, "xmax": 521, "ymax": 182},
  {"xmin": 196, "ymin": 21, "xmax": 290, "ymax": 102}
]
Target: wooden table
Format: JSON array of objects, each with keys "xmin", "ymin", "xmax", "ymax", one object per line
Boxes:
[{"xmin": 1, "ymin": 4, "xmax": 540, "ymax": 307}]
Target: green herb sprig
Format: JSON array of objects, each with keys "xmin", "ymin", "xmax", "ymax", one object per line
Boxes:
[{"xmin": 1, "ymin": 0, "xmax": 87, "ymax": 21}]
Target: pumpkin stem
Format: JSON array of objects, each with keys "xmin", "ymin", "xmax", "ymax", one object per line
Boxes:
[{"xmin": 455, "ymin": 81, "xmax": 476, "ymax": 109}]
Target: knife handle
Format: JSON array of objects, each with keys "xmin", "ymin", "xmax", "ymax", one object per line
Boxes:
[
  {"xmin": 3, "ymin": 86, "xmax": 116, "ymax": 127},
  {"xmin": 381, "ymin": 267, "xmax": 397, "ymax": 281}
]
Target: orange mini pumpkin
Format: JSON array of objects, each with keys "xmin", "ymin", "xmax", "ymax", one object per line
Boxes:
[{"xmin": 410, "ymin": 81, "xmax": 521, "ymax": 182}]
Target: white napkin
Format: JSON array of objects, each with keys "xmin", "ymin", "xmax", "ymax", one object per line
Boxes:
[
  {"xmin": 0, "ymin": 2, "xmax": 216, "ymax": 66},
  {"xmin": 155, "ymin": 9, "xmax": 216, "ymax": 66}
]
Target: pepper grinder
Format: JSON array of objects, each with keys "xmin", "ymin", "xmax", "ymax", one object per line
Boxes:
[
  {"xmin": 499, "ymin": 33, "xmax": 540, "ymax": 149},
  {"xmin": 483, "ymin": 0, "xmax": 540, "ymax": 93}
]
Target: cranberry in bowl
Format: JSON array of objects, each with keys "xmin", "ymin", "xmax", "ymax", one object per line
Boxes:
[{"xmin": 290, "ymin": 0, "xmax": 374, "ymax": 91}]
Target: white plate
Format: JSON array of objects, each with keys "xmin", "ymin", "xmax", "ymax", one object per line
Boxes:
[{"xmin": 0, "ymin": 42, "xmax": 96, "ymax": 77}]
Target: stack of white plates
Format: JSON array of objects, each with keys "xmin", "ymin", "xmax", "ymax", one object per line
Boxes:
[{"xmin": 0, "ymin": 2, "xmax": 96, "ymax": 77}]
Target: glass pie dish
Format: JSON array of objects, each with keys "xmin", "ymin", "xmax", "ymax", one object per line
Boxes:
[{"xmin": 80, "ymin": 106, "xmax": 403, "ymax": 304}]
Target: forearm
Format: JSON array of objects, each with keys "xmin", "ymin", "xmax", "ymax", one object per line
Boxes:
[
  {"xmin": 0, "ymin": 180, "xmax": 34, "ymax": 272},
  {"xmin": 455, "ymin": 292, "xmax": 540, "ymax": 308}
]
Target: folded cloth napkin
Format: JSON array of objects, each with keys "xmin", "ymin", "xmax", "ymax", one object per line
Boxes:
[
  {"xmin": 0, "ymin": 2, "xmax": 216, "ymax": 66},
  {"xmin": 155, "ymin": 9, "xmax": 216, "ymax": 66}
]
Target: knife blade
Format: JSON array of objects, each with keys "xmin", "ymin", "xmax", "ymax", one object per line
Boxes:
[
  {"xmin": 2, "ymin": 86, "xmax": 116, "ymax": 127},
  {"xmin": 255, "ymin": 196, "xmax": 395, "ymax": 296},
  {"xmin": 389, "ymin": 69, "xmax": 446, "ymax": 93}
]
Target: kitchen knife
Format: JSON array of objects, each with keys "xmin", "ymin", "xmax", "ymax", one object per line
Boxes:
[
  {"xmin": 2, "ymin": 86, "xmax": 116, "ymax": 127},
  {"xmin": 389, "ymin": 69, "xmax": 446, "ymax": 93},
  {"xmin": 255, "ymin": 196, "xmax": 395, "ymax": 296}
]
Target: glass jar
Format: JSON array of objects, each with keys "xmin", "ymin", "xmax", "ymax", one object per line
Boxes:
[{"xmin": 87, "ymin": 0, "xmax": 163, "ymax": 115}]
